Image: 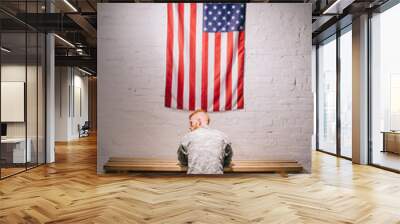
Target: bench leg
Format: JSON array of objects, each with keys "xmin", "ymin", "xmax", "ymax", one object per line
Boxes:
[{"xmin": 278, "ymin": 171, "xmax": 288, "ymax": 178}]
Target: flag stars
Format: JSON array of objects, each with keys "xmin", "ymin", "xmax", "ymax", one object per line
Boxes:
[{"xmin": 203, "ymin": 4, "xmax": 245, "ymax": 33}]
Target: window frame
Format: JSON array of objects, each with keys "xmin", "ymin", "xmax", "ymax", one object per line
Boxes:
[{"xmin": 315, "ymin": 24, "xmax": 353, "ymax": 161}]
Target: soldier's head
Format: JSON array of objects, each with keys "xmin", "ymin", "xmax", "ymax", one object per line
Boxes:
[{"xmin": 189, "ymin": 109, "xmax": 210, "ymax": 131}]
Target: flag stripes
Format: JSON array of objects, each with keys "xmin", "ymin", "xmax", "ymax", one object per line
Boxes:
[
  {"xmin": 164, "ymin": 3, "xmax": 173, "ymax": 108},
  {"xmin": 165, "ymin": 3, "xmax": 245, "ymax": 112}
]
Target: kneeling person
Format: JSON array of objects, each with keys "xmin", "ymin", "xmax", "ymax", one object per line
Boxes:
[{"xmin": 177, "ymin": 110, "xmax": 232, "ymax": 174}]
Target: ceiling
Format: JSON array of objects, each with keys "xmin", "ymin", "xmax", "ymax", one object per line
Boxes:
[{"xmin": 0, "ymin": 0, "xmax": 393, "ymax": 75}]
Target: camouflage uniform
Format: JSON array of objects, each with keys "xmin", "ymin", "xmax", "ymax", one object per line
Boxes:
[{"xmin": 177, "ymin": 127, "xmax": 233, "ymax": 174}]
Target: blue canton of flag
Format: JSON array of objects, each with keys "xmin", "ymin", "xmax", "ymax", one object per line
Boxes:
[{"xmin": 203, "ymin": 3, "xmax": 246, "ymax": 33}]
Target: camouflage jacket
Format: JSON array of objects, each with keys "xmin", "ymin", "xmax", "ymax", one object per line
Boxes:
[{"xmin": 177, "ymin": 127, "xmax": 233, "ymax": 174}]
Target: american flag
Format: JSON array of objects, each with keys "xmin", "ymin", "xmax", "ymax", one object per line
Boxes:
[{"xmin": 165, "ymin": 3, "xmax": 246, "ymax": 112}]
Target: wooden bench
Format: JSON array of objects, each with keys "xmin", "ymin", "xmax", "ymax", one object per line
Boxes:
[{"xmin": 104, "ymin": 157, "xmax": 303, "ymax": 176}]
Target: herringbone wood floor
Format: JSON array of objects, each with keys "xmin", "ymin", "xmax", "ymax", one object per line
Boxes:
[{"xmin": 1, "ymin": 135, "xmax": 400, "ymax": 224}]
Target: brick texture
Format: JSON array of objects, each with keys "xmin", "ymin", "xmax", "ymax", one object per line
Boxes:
[{"xmin": 97, "ymin": 3, "xmax": 313, "ymax": 173}]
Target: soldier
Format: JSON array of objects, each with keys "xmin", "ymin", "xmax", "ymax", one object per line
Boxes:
[{"xmin": 177, "ymin": 109, "xmax": 233, "ymax": 174}]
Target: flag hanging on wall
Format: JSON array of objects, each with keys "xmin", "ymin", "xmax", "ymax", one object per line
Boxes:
[{"xmin": 164, "ymin": 3, "xmax": 246, "ymax": 112}]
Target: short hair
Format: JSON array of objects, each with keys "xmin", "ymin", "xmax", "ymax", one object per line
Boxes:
[{"xmin": 189, "ymin": 109, "xmax": 210, "ymax": 125}]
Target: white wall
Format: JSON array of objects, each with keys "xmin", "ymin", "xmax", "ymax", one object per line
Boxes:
[
  {"xmin": 55, "ymin": 67, "xmax": 89, "ymax": 141},
  {"xmin": 1, "ymin": 65, "xmax": 42, "ymax": 138},
  {"xmin": 55, "ymin": 67, "xmax": 69, "ymax": 141},
  {"xmin": 97, "ymin": 3, "xmax": 313, "ymax": 173},
  {"xmin": 72, "ymin": 73, "xmax": 89, "ymax": 138}
]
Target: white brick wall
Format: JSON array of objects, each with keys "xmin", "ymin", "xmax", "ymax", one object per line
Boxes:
[{"xmin": 97, "ymin": 3, "xmax": 313, "ymax": 173}]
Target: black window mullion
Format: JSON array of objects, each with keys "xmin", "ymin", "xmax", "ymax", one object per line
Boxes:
[
  {"xmin": 367, "ymin": 11, "xmax": 373, "ymax": 165},
  {"xmin": 25, "ymin": 0, "xmax": 28, "ymax": 171},
  {"xmin": 44, "ymin": 27, "xmax": 47, "ymax": 164},
  {"xmin": 316, "ymin": 45, "xmax": 320, "ymax": 151},
  {"xmin": 336, "ymin": 29, "xmax": 341, "ymax": 157},
  {"xmin": 36, "ymin": 0, "xmax": 39, "ymax": 167},
  {"xmin": 0, "ymin": 23, "xmax": 2, "ymax": 179}
]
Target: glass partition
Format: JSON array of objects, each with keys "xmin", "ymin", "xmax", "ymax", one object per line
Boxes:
[
  {"xmin": 0, "ymin": 2, "xmax": 46, "ymax": 179},
  {"xmin": 316, "ymin": 25, "xmax": 353, "ymax": 160},
  {"xmin": 371, "ymin": 3, "xmax": 400, "ymax": 171},
  {"xmin": 27, "ymin": 31, "xmax": 38, "ymax": 169},
  {"xmin": 38, "ymin": 32, "xmax": 45, "ymax": 165},
  {"xmin": 339, "ymin": 28, "xmax": 352, "ymax": 158},
  {"xmin": 1, "ymin": 31, "xmax": 28, "ymax": 177},
  {"xmin": 317, "ymin": 36, "xmax": 337, "ymax": 154}
]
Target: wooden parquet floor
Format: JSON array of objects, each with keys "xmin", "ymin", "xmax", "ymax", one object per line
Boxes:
[{"xmin": 1, "ymin": 135, "xmax": 400, "ymax": 224}]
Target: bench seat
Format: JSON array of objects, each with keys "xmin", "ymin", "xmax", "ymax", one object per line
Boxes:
[{"xmin": 104, "ymin": 157, "xmax": 303, "ymax": 173}]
